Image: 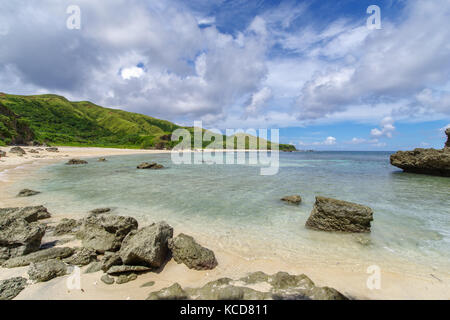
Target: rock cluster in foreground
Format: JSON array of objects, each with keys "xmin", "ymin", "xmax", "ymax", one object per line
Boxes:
[
  {"xmin": 147, "ymin": 271, "xmax": 347, "ymax": 300},
  {"xmin": 390, "ymin": 128, "xmax": 450, "ymax": 177},
  {"xmin": 305, "ymin": 196, "xmax": 373, "ymax": 233}
]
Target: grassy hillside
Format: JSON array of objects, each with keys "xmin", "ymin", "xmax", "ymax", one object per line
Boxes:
[{"xmin": 0, "ymin": 93, "xmax": 296, "ymax": 151}]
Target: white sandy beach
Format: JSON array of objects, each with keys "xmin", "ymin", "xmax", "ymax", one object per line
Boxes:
[{"xmin": 1, "ymin": 146, "xmax": 449, "ymax": 300}]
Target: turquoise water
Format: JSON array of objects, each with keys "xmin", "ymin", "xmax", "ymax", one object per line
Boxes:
[{"xmin": 18, "ymin": 152, "xmax": 450, "ymax": 273}]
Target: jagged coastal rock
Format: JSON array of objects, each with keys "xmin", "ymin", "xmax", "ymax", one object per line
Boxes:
[
  {"xmin": 66, "ymin": 158, "xmax": 88, "ymax": 165},
  {"xmin": 17, "ymin": 189, "xmax": 41, "ymax": 197},
  {"xmin": 2, "ymin": 247, "xmax": 74, "ymax": 268},
  {"xmin": 0, "ymin": 205, "xmax": 51, "ymax": 222},
  {"xmin": 168, "ymin": 233, "xmax": 218, "ymax": 270},
  {"xmin": 137, "ymin": 162, "xmax": 164, "ymax": 169},
  {"xmin": 147, "ymin": 271, "xmax": 347, "ymax": 300},
  {"xmin": 28, "ymin": 259, "xmax": 68, "ymax": 282},
  {"xmin": 0, "ymin": 277, "xmax": 27, "ymax": 300},
  {"xmin": 77, "ymin": 214, "xmax": 138, "ymax": 253},
  {"xmin": 119, "ymin": 221, "xmax": 173, "ymax": 268},
  {"xmin": 305, "ymin": 196, "xmax": 373, "ymax": 233},
  {"xmin": 281, "ymin": 195, "xmax": 302, "ymax": 205},
  {"xmin": 53, "ymin": 218, "xmax": 81, "ymax": 236},
  {"xmin": 390, "ymin": 128, "xmax": 450, "ymax": 177},
  {"xmin": 63, "ymin": 247, "xmax": 97, "ymax": 266}
]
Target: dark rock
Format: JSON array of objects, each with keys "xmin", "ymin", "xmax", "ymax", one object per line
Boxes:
[
  {"xmin": 53, "ymin": 218, "xmax": 81, "ymax": 236},
  {"xmin": 28, "ymin": 259, "xmax": 68, "ymax": 282},
  {"xmin": 0, "ymin": 277, "xmax": 27, "ymax": 300},
  {"xmin": 46, "ymin": 147, "xmax": 59, "ymax": 152},
  {"xmin": 137, "ymin": 162, "xmax": 164, "ymax": 169},
  {"xmin": 17, "ymin": 189, "xmax": 41, "ymax": 197},
  {"xmin": 2, "ymin": 247, "xmax": 74, "ymax": 268},
  {"xmin": 305, "ymin": 196, "xmax": 373, "ymax": 233},
  {"xmin": 107, "ymin": 265, "xmax": 151, "ymax": 275},
  {"xmin": 168, "ymin": 233, "xmax": 217, "ymax": 270},
  {"xmin": 101, "ymin": 274, "xmax": 114, "ymax": 285},
  {"xmin": 116, "ymin": 273, "xmax": 137, "ymax": 284},
  {"xmin": 89, "ymin": 208, "xmax": 111, "ymax": 215},
  {"xmin": 141, "ymin": 281, "xmax": 155, "ymax": 288},
  {"xmin": 66, "ymin": 159, "xmax": 88, "ymax": 165},
  {"xmin": 9, "ymin": 147, "xmax": 26, "ymax": 155},
  {"xmin": 147, "ymin": 271, "xmax": 347, "ymax": 300},
  {"xmin": 119, "ymin": 221, "xmax": 173, "ymax": 268},
  {"xmin": 0, "ymin": 218, "xmax": 46, "ymax": 261},
  {"xmin": 390, "ymin": 130, "xmax": 450, "ymax": 177},
  {"xmin": 281, "ymin": 195, "xmax": 302, "ymax": 205},
  {"xmin": 64, "ymin": 247, "xmax": 97, "ymax": 266},
  {"xmin": 84, "ymin": 261, "xmax": 102, "ymax": 274},
  {"xmin": 77, "ymin": 214, "xmax": 138, "ymax": 253},
  {"xmin": 98, "ymin": 158, "xmax": 107, "ymax": 162},
  {"xmin": 100, "ymin": 252, "xmax": 122, "ymax": 272},
  {"xmin": 0, "ymin": 205, "xmax": 51, "ymax": 222},
  {"xmin": 28, "ymin": 149, "xmax": 39, "ymax": 154},
  {"xmin": 0, "ymin": 150, "xmax": 6, "ymax": 157}
]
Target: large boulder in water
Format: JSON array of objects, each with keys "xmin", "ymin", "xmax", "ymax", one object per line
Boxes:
[
  {"xmin": 0, "ymin": 218, "xmax": 46, "ymax": 262},
  {"xmin": 390, "ymin": 129, "xmax": 450, "ymax": 177},
  {"xmin": 66, "ymin": 158, "xmax": 88, "ymax": 165},
  {"xmin": 168, "ymin": 233, "xmax": 217, "ymax": 270},
  {"xmin": 77, "ymin": 214, "xmax": 138, "ymax": 253},
  {"xmin": 305, "ymin": 196, "xmax": 373, "ymax": 233},
  {"xmin": 137, "ymin": 162, "xmax": 164, "ymax": 169},
  {"xmin": 281, "ymin": 195, "xmax": 302, "ymax": 205},
  {"xmin": 119, "ymin": 221, "xmax": 173, "ymax": 268},
  {"xmin": 17, "ymin": 189, "xmax": 41, "ymax": 197}
]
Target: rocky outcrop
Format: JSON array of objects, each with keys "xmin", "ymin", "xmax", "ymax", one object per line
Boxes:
[
  {"xmin": 9, "ymin": 146, "xmax": 26, "ymax": 155},
  {"xmin": 119, "ymin": 221, "xmax": 173, "ymax": 268},
  {"xmin": 66, "ymin": 159, "xmax": 88, "ymax": 165},
  {"xmin": 0, "ymin": 277, "xmax": 27, "ymax": 300},
  {"xmin": 305, "ymin": 196, "xmax": 373, "ymax": 233},
  {"xmin": 147, "ymin": 271, "xmax": 347, "ymax": 300},
  {"xmin": 17, "ymin": 189, "xmax": 41, "ymax": 197},
  {"xmin": 0, "ymin": 218, "xmax": 46, "ymax": 262},
  {"xmin": 77, "ymin": 214, "xmax": 138, "ymax": 253},
  {"xmin": 53, "ymin": 218, "xmax": 81, "ymax": 236},
  {"xmin": 390, "ymin": 129, "xmax": 450, "ymax": 177},
  {"xmin": 28, "ymin": 259, "xmax": 68, "ymax": 282},
  {"xmin": 137, "ymin": 162, "xmax": 164, "ymax": 169},
  {"xmin": 168, "ymin": 233, "xmax": 217, "ymax": 270},
  {"xmin": 281, "ymin": 195, "xmax": 302, "ymax": 205},
  {"xmin": 0, "ymin": 205, "xmax": 51, "ymax": 222},
  {"xmin": 106, "ymin": 265, "xmax": 151, "ymax": 275},
  {"xmin": 64, "ymin": 247, "xmax": 97, "ymax": 266},
  {"xmin": 2, "ymin": 247, "xmax": 74, "ymax": 268}
]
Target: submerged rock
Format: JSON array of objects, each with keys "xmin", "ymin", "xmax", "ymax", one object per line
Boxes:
[
  {"xmin": 9, "ymin": 146, "xmax": 26, "ymax": 155},
  {"xmin": 119, "ymin": 221, "xmax": 173, "ymax": 268},
  {"xmin": 66, "ymin": 158, "xmax": 88, "ymax": 165},
  {"xmin": 281, "ymin": 195, "xmax": 302, "ymax": 205},
  {"xmin": 168, "ymin": 233, "xmax": 217, "ymax": 270},
  {"xmin": 17, "ymin": 189, "xmax": 41, "ymax": 197},
  {"xmin": 98, "ymin": 158, "xmax": 107, "ymax": 162},
  {"xmin": 137, "ymin": 162, "xmax": 164, "ymax": 169},
  {"xmin": 390, "ymin": 129, "xmax": 450, "ymax": 177},
  {"xmin": 147, "ymin": 271, "xmax": 347, "ymax": 300},
  {"xmin": 28, "ymin": 259, "xmax": 68, "ymax": 282},
  {"xmin": 2, "ymin": 247, "xmax": 74, "ymax": 268},
  {"xmin": 0, "ymin": 218, "xmax": 46, "ymax": 262},
  {"xmin": 0, "ymin": 277, "xmax": 27, "ymax": 300},
  {"xmin": 77, "ymin": 214, "xmax": 138, "ymax": 253},
  {"xmin": 305, "ymin": 196, "xmax": 373, "ymax": 233}
]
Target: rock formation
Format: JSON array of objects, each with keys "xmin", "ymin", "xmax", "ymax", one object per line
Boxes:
[
  {"xmin": 281, "ymin": 195, "xmax": 302, "ymax": 205},
  {"xmin": 390, "ymin": 129, "xmax": 450, "ymax": 177},
  {"xmin": 168, "ymin": 233, "xmax": 217, "ymax": 270},
  {"xmin": 66, "ymin": 158, "xmax": 88, "ymax": 165},
  {"xmin": 137, "ymin": 162, "xmax": 164, "ymax": 169},
  {"xmin": 305, "ymin": 196, "xmax": 373, "ymax": 233}
]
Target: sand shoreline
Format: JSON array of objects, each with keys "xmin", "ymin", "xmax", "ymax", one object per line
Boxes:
[{"xmin": 1, "ymin": 146, "xmax": 449, "ymax": 300}]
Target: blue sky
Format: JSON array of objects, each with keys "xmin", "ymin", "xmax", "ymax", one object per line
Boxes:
[{"xmin": 0, "ymin": 0, "xmax": 449, "ymax": 150}]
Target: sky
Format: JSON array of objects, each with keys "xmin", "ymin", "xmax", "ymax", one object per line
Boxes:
[{"xmin": 0, "ymin": 0, "xmax": 449, "ymax": 150}]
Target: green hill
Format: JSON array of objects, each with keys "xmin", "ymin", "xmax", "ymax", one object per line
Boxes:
[{"xmin": 0, "ymin": 93, "xmax": 296, "ymax": 151}]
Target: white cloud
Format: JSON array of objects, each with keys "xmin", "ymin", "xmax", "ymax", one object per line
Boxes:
[
  {"xmin": 371, "ymin": 117, "xmax": 395, "ymax": 138},
  {"xmin": 298, "ymin": 136, "xmax": 337, "ymax": 146},
  {"xmin": 121, "ymin": 66, "xmax": 145, "ymax": 80},
  {"xmin": 244, "ymin": 87, "xmax": 272, "ymax": 117}
]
